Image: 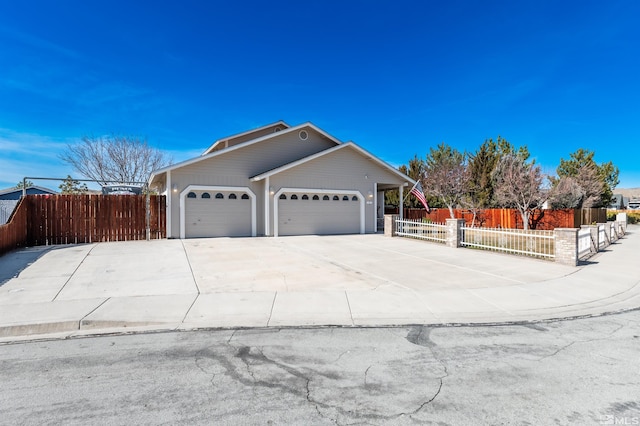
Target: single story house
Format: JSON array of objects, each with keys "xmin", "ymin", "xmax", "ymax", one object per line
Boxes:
[
  {"xmin": 149, "ymin": 121, "xmax": 414, "ymax": 238},
  {"xmin": 0, "ymin": 185, "xmax": 57, "ymax": 224}
]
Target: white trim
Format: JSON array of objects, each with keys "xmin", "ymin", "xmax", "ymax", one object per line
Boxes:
[
  {"xmin": 149, "ymin": 122, "xmax": 342, "ymax": 186},
  {"xmin": 373, "ymin": 182, "xmax": 377, "ymax": 231},
  {"xmin": 166, "ymin": 170, "xmax": 172, "ymax": 238},
  {"xmin": 264, "ymin": 177, "xmax": 270, "ymax": 236},
  {"xmin": 179, "ymin": 185, "xmax": 256, "ymax": 239},
  {"xmin": 399, "ymin": 185, "xmax": 403, "ymax": 220},
  {"xmin": 250, "ymin": 142, "xmax": 415, "ymax": 186},
  {"xmin": 272, "ymin": 187, "xmax": 365, "ymax": 237},
  {"xmin": 201, "ymin": 121, "xmax": 290, "ymax": 155}
]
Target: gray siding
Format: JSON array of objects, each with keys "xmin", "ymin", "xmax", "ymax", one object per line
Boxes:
[
  {"xmin": 167, "ymin": 127, "xmax": 337, "ymax": 237},
  {"xmin": 268, "ymin": 146, "xmax": 408, "ymax": 233}
]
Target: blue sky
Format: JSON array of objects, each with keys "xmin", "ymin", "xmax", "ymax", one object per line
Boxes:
[{"xmin": 1, "ymin": 0, "xmax": 639, "ymax": 190}]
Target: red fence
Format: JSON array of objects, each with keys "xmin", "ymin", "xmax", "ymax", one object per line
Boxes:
[
  {"xmin": 0, "ymin": 195, "xmax": 166, "ymax": 255},
  {"xmin": 388, "ymin": 207, "xmax": 605, "ymax": 230},
  {"xmin": 0, "ymin": 198, "xmax": 28, "ymax": 256}
]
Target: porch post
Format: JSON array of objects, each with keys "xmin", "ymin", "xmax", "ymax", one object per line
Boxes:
[
  {"xmin": 398, "ymin": 185, "xmax": 403, "ymax": 220},
  {"xmin": 264, "ymin": 177, "xmax": 270, "ymax": 236}
]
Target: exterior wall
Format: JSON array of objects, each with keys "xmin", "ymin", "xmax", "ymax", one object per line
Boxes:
[
  {"xmin": 267, "ymin": 146, "xmax": 408, "ymax": 234},
  {"xmin": 166, "ymin": 127, "xmax": 337, "ymax": 237},
  {"xmin": 223, "ymin": 124, "xmax": 288, "ymax": 149},
  {"xmin": 0, "ymin": 188, "xmax": 55, "ymax": 200}
]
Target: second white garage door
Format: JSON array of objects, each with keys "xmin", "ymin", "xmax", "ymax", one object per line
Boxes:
[
  {"xmin": 277, "ymin": 192, "xmax": 361, "ymax": 236},
  {"xmin": 184, "ymin": 190, "xmax": 252, "ymax": 238}
]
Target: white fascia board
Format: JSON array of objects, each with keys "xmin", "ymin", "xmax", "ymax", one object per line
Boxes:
[
  {"xmin": 250, "ymin": 141, "xmax": 414, "ymax": 186},
  {"xmin": 149, "ymin": 122, "xmax": 342, "ymax": 180},
  {"xmin": 201, "ymin": 120, "xmax": 291, "ymax": 155}
]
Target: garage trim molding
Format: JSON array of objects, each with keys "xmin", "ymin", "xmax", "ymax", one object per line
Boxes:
[
  {"xmin": 179, "ymin": 185, "xmax": 257, "ymax": 239},
  {"xmin": 273, "ymin": 187, "xmax": 365, "ymax": 237}
]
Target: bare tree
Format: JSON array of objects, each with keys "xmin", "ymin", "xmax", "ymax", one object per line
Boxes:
[
  {"xmin": 423, "ymin": 142, "xmax": 469, "ymax": 218},
  {"xmin": 550, "ymin": 163, "xmax": 605, "ymax": 209},
  {"xmin": 60, "ymin": 135, "xmax": 172, "ymax": 185},
  {"xmin": 548, "ymin": 176, "xmax": 584, "ymax": 209},
  {"xmin": 493, "ymin": 155, "xmax": 547, "ymax": 230}
]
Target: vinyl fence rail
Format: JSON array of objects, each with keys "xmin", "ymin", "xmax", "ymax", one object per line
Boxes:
[
  {"xmin": 598, "ymin": 224, "xmax": 607, "ymax": 249},
  {"xmin": 461, "ymin": 226, "xmax": 555, "ymax": 259},
  {"xmin": 578, "ymin": 228, "xmax": 593, "ymax": 259},
  {"xmin": 395, "ymin": 218, "xmax": 446, "ymax": 243}
]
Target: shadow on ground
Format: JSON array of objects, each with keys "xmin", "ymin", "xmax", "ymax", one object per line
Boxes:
[{"xmin": 0, "ymin": 246, "xmax": 59, "ymax": 286}]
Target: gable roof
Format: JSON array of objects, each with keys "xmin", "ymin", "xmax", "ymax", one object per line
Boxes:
[
  {"xmin": 149, "ymin": 122, "xmax": 342, "ymax": 185},
  {"xmin": 250, "ymin": 141, "xmax": 414, "ymax": 185},
  {"xmin": 0, "ymin": 185, "xmax": 58, "ymax": 197},
  {"xmin": 201, "ymin": 120, "xmax": 290, "ymax": 155}
]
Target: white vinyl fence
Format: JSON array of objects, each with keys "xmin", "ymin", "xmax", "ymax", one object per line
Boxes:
[
  {"xmin": 395, "ymin": 218, "xmax": 446, "ymax": 243},
  {"xmin": 578, "ymin": 228, "xmax": 593, "ymax": 258},
  {"xmin": 461, "ymin": 226, "xmax": 555, "ymax": 259},
  {"xmin": 598, "ymin": 224, "xmax": 606, "ymax": 249}
]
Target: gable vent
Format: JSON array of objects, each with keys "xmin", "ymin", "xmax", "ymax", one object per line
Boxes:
[{"xmin": 299, "ymin": 130, "xmax": 308, "ymax": 140}]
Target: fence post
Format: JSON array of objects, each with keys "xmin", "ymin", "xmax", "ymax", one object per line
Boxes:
[
  {"xmin": 445, "ymin": 218, "xmax": 465, "ymax": 248},
  {"xmin": 554, "ymin": 228, "xmax": 579, "ymax": 266},
  {"xmin": 581, "ymin": 224, "xmax": 599, "ymax": 254},
  {"xmin": 384, "ymin": 215, "xmax": 398, "ymax": 237}
]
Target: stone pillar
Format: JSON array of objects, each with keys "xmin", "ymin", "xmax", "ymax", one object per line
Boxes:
[
  {"xmin": 445, "ymin": 218, "xmax": 465, "ymax": 248},
  {"xmin": 581, "ymin": 224, "xmax": 599, "ymax": 254},
  {"xmin": 384, "ymin": 215, "xmax": 398, "ymax": 237},
  {"xmin": 554, "ymin": 228, "xmax": 579, "ymax": 266}
]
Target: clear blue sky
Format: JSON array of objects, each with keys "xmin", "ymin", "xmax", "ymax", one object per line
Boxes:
[{"xmin": 1, "ymin": 0, "xmax": 639, "ymax": 190}]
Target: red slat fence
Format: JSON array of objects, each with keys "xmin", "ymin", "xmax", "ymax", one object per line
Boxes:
[
  {"xmin": 387, "ymin": 207, "xmax": 607, "ymax": 230},
  {"xmin": 0, "ymin": 195, "xmax": 166, "ymax": 255},
  {"xmin": 0, "ymin": 198, "xmax": 28, "ymax": 256}
]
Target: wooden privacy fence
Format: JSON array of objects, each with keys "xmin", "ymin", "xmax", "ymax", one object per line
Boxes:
[
  {"xmin": 0, "ymin": 198, "xmax": 28, "ymax": 256},
  {"xmin": 0, "ymin": 195, "xmax": 166, "ymax": 255},
  {"xmin": 387, "ymin": 207, "xmax": 606, "ymax": 230}
]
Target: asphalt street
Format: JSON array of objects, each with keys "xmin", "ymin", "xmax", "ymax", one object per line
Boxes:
[{"xmin": 1, "ymin": 310, "xmax": 639, "ymax": 425}]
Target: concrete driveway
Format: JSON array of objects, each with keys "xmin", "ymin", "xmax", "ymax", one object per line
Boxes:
[{"xmin": 1, "ymin": 230, "xmax": 639, "ymax": 340}]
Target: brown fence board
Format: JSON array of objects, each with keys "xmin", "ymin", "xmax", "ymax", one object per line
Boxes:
[
  {"xmin": 0, "ymin": 195, "xmax": 166, "ymax": 255},
  {"xmin": 0, "ymin": 198, "xmax": 28, "ymax": 256}
]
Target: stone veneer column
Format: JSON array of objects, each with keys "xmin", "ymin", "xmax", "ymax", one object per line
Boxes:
[
  {"xmin": 445, "ymin": 218, "xmax": 465, "ymax": 248},
  {"xmin": 384, "ymin": 215, "xmax": 398, "ymax": 237},
  {"xmin": 554, "ymin": 228, "xmax": 579, "ymax": 266}
]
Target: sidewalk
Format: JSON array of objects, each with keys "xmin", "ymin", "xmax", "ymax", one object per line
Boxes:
[{"xmin": 1, "ymin": 227, "xmax": 638, "ymax": 343}]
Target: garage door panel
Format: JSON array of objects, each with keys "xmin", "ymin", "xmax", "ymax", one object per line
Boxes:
[
  {"xmin": 278, "ymin": 195, "xmax": 360, "ymax": 236},
  {"xmin": 185, "ymin": 192, "xmax": 251, "ymax": 238}
]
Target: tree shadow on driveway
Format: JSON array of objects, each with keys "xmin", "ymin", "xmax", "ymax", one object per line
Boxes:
[{"xmin": 0, "ymin": 246, "xmax": 61, "ymax": 286}]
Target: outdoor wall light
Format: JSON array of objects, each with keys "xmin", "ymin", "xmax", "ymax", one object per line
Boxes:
[
  {"xmin": 367, "ymin": 191, "xmax": 373, "ymax": 198},
  {"xmin": 269, "ymin": 186, "xmax": 275, "ymax": 195},
  {"xmin": 172, "ymin": 184, "xmax": 178, "ymax": 192}
]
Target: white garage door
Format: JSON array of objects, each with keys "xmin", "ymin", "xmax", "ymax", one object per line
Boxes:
[
  {"xmin": 185, "ymin": 190, "xmax": 252, "ymax": 238},
  {"xmin": 277, "ymin": 192, "xmax": 361, "ymax": 236}
]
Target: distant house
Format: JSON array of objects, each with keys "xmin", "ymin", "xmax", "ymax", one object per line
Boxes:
[
  {"xmin": 149, "ymin": 121, "xmax": 414, "ymax": 238},
  {"xmin": 629, "ymin": 197, "xmax": 640, "ymax": 210},
  {"xmin": 0, "ymin": 186, "xmax": 58, "ymax": 224},
  {"xmin": 608, "ymin": 194, "xmax": 626, "ymax": 210}
]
